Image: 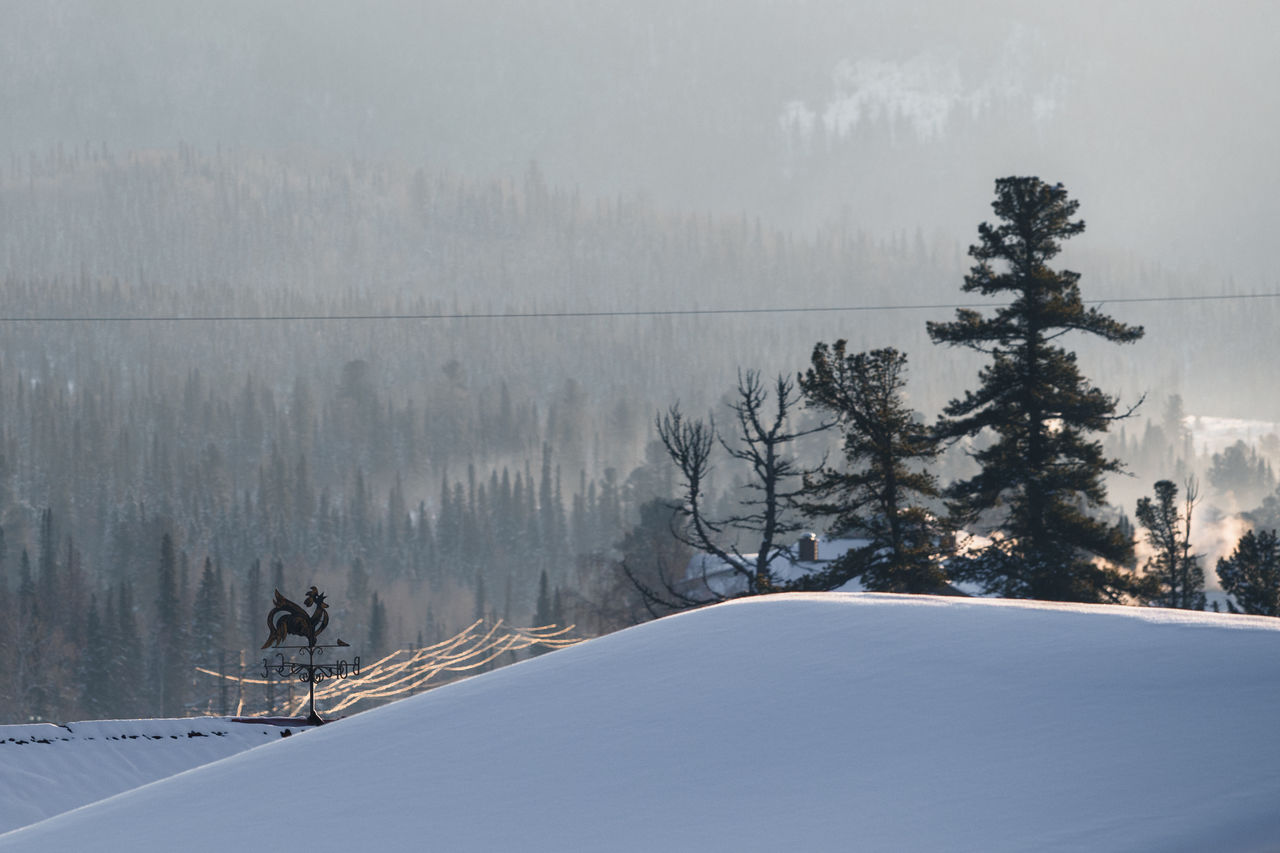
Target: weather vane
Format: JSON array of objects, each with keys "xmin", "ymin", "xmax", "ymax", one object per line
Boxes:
[{"xmin": 261, "ymin": 586, "xmax": 359, "ymax": 725}]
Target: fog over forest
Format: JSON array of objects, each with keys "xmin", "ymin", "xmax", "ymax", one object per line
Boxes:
[
  {"xmin": 0, "ymin": 1, "xmax": 1278, "ymax": 722},
  {"xmin": 6, "ymin": 1, "xmax": 1278, "ymax": 280}
]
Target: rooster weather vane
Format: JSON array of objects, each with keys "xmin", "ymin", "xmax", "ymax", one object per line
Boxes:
[
  {"xmin": 262, "ymin": 585, "xmax": 332, "ymax": 649},
  {"xmin": 261, "ymin": 586, "xmax": 359, "ymax": 725}
]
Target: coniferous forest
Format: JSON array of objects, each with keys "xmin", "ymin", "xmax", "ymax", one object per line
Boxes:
[{"xmin": 0, "ymin": 145, "xmax": 1279, "ymax": 723}]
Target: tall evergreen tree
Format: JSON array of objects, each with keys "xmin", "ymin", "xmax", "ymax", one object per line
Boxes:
[
  {"xmin": 474, "ymin": 573, "xmax": 488, "ymax": 622},
  {"xmin": 36, "ymin": 508, "xmax": 57, "ymax": 610},
  {"xmin": 609, "ymin": 499, "xmax": 694, "ymax": 627},
  {"xmin": 79, "ymin": 594, "xmax": 111, "ymax": 719},
  {"xmin": 112, "ymin": 582, "xmax": 145, "ymax": 718},
  {"xmin": 0, "ymin": 524, "xmax": 8, "ymax": 597},
  {"xmin": 539, "ymin": 444, "xmax": 560, "ymax": 573},
  {"xmin": 0, "ymin": 527, "xmax": 9, "ymax": 715},
  {"xmin": 367, "ymin": 591, "xmax": 388, "ymax": 658},
  {"xmin": 153, "ymin": 532, "xmax": 185, "ymax": 716},
  {"xmin": 347, "ymin": 556, "xmax": 370, "ymax": 607},
  {"xmin": 243, "ymin": 557, "xmax": 263, "ymax": 648},
  {"xmin": 192, "ymin": 557, "xmax": 226, "ymax": 668},
  {"xmin": 1217, "ymin": 529, "xmax": 1280, "ymax": 616},
  {"xmin": 799, "ymin": 343, "xmax": 949, "ymax": 593},
  {"xmin": 1134, "ymin": 479, "xmax": 1205, "ymax": 610},
  {"xmin": 271, "ymin": 558, "xmax": 285, "ymax": 599},
  {"xmin": 13, "ymin": 549, "xmax": 44, "ymax": 720},
  {"xmin": 533, "ymin": 568, "xmax": 553, "ymax": 627},
  {"xmin": 927, "ymin": 177, "xmax": 1144, "ymax": 602}
]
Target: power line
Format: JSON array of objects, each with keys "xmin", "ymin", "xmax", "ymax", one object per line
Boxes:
[{"xmin": 0, "ymin": 291, "xmax": 1275, "ymax": 323}]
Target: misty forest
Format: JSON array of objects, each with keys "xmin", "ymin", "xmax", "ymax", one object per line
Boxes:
[{"xmin": 2, "ymin": 2, "xmax": 1279, "ymax": 724}]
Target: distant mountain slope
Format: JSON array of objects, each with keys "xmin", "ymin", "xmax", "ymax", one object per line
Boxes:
[{"xmin": 4, "ymin": 593, "xmax": 1279, "ymax": 852}]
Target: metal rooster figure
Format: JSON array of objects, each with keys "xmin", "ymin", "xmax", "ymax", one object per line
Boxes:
[
  {"xmin": 260, "ymin": 586, "xmax": 358, "ymax": 725},
  {"xmin": 261, "ymin": 585, "xmax": 330, "ymax": 649}
]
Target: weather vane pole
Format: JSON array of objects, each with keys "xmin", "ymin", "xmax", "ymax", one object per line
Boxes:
[{"xmin": 260, "ymin": 586, "xmax": 360, "ymax": 725}]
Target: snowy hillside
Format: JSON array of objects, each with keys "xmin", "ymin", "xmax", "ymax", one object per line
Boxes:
[{"xmin": 3, "ymin": 594, "xmax": 1280, "ymax": 852}]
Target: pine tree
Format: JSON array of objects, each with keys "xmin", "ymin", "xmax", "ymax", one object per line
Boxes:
[
  {"xmin": 0, "ymin": 527, "xmax": 9, "ymax": 716},
  {"xmin": 243, "ymin": 558, "xmax": 263, "ymax": 649},
  {"xmin": 1217, "ymin": 529, "xmax": 1280, "ymax": 616},
  {"xmin": 533, "ymin": 569, "xmax": 553, "ymax": 626},
  {"xmin": 474, "ymin": 573, "xmax": 488, "ymax": 622},
  {"xmin": 367, "ymin": 591, "xmax": 387, "ymax": 658},
  {"xmin": 153, "ymin": 532, "xmax": 186, "ymax": 716},
  {"xmin": 36, "ymin": 508, "xmax": 57, "ymax": 611},
  {"xmin": 388, "ymin": 473, "xmax": 406, "ymax": 549},
  {"xmin": 13, "ymin": 549, "xmax": 44, "ymax": 720},
  {"xmin": 538, "ymin": 444, "xmax": 560, "ymax": 573},
  {"xmin": 192, "ymin": 557, "xmax": 226, "ymax": 669},
  {"xmin": 112, "ymin": 582, "xmax": 144, "ymax": 718},
  {"xmin": 271, "ymin": 558, "xmax": 285, "ymax": 598},
  {"xmin": 0, "ymin": 524, "xmax": 8, "ymax": 597},
  {"xmin": 347, "ymin": 556, "xmax": 370, "ymax": 606},
  {"xmin": 1134, "ymin": 479, "xmax": 1205, "ymax": 610},
  {"xmin": 79, "ymin": 594, "xmax": 111, "ymax": 719},
  {"xmin": 927, "ymin": 177, "xmax": 1144, "ymax": 602},
  {"xmin": 799, "ymin": 343, "xmax": 949, "ymax": 593}
]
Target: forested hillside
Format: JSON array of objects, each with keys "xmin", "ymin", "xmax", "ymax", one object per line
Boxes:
[
  {"xmin": 0, "ymin": 145, "xmax": 1273, "ymax": 723},
  {"xmin": 0, "ymin": 145, "xmax": 944, "ymax": 723}
]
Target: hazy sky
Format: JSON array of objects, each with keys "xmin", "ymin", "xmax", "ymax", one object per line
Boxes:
[{"xmin": 3, "ymin": 1, "xmax": 1277, "ymax": 280}]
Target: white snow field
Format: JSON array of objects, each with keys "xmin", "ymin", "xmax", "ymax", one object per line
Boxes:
[
  {"xmin": 0, "ymin": 717, "xmax": 298, "ymax": 833},
  {"xmin": 3, "ymin": 593, "xmax": 1280, "ymax": 852}
]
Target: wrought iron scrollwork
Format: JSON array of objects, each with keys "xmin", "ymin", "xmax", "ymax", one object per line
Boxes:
[{"xmin": 259, "ymin": 587, "xmax": 359, "ymax": 725}]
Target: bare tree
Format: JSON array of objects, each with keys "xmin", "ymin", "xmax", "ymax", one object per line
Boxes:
[{"xmin": 627, "ymin": 371, "xmax": 829, "ymax": 612}]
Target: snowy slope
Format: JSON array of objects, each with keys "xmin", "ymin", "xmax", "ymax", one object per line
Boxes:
[
  {"xmin": 0, "ymin": 718, "xmax": 294, "ymax": 833},
  {"xmin": 3, "ymin": 594, "xmax": 1280, "ymax": 852}
]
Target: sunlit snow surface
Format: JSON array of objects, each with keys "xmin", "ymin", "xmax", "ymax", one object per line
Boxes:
[{"xmin": 3, "ymin": 594, "xmax": 1280, "ymax": 852}]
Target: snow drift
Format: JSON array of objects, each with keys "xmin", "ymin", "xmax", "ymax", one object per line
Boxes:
[{"xmin": 3, "ymin": 593, "xmax": 1280, "ymax": 852}]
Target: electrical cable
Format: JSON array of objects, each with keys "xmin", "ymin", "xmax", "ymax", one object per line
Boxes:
[{"xmin": 0, "ymin": 290, "xmax": 1275, "ymax": 323}]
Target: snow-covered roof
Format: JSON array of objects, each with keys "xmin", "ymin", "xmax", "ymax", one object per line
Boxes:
[
  {"xmin": 682, "ymin": 530, "xmax": 995, "ymax": 598},
  {"xmin": 0, "ymin": 717, "xmax": 289, "ymax": 833},
  {"xmin": 681, "ymin": 535, "xmax": 871, "ymax": 596}
]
